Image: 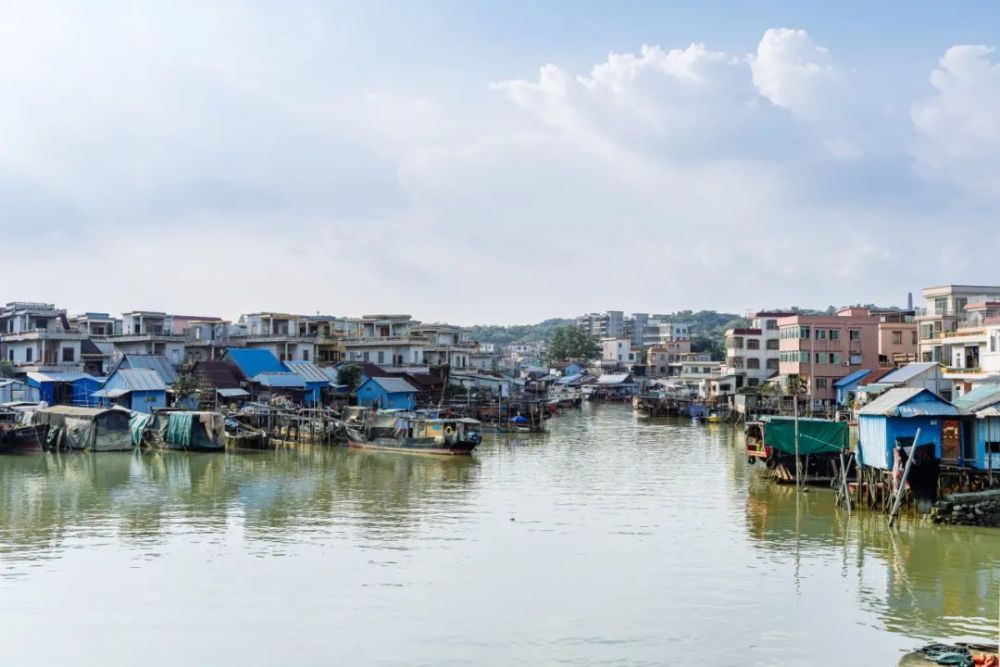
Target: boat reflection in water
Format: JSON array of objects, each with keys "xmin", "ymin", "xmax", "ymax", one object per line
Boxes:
[
  {"xmin": 0, "ymin": 446, "xmax": 481, "ymax": 568},
  {"xmin": 744, "ymin": 476, "xmax": 1000, "ymax": 644}
]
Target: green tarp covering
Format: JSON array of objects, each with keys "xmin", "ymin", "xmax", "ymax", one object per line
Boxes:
[
  {"xmin": 761, "ymin": 416, "xmax": 847, "ymax": 455},
  {"xmin": 166, "ymin": 412, "xmax": 194, "ymax": 447},
  {"xmin": 130, "ymin": 413, "xmax": 152, "ymax": 446}
]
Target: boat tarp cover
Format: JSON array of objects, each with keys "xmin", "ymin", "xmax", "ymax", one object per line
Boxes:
[
  {"xmin": 166, "ymin": 412, "xmax": 194, "ymax": 447},
  {"xmin": 762, "ymin": 417, "xmax": 847, "ymax": 455},
  {"xmin": 130, "ymin": 413, "xmax": 153, "ymax": 446}
]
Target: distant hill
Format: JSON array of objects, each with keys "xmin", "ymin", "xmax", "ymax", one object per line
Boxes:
[{"xmin": 466, "ymin": 318, "xmax": 575, "ymax": 345}]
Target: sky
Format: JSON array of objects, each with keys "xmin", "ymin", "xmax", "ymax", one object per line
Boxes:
[{"xmin": 3, "ymin": 1, "xmax": 1000, "ymax": 325}]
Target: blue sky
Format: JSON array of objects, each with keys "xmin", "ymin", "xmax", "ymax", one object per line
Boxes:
[{"xmin": 3, "ymin": 1, "xmax": 999, "ymax": 323}]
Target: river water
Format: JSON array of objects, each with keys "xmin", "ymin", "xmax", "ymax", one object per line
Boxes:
[{"xmin": 0, "ymin": 404, "xmax": 996, "ymax": 666}]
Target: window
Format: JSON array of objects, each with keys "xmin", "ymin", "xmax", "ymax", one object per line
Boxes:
[
  {"xmin": 747, "ymin": 339, "xmax": 759, "ymax": 350},
  {"xmin": 766, "ymin": 339, "xmax": 779, "ymax": 350},
  {"xmin": 766, "ymin": 320, "xmax": 777, "ymax": 330},
  {"xmin": 892, "ymin": 331, "xmax": 902, "ymax": 345},
  {"xmin": 850, "ymin": 353, "xmax": 863, "ymax": 365},
  {"xmin": 849, "ymin": 329, "xmax": 861, "ymax": 341},
  {"xmin": 934, "ymin": 296, "xmax": 948, "ymax": 315},
  {"xmin": 831, "ymin": 353, "xmax": 841, "ymax": 365},
  {"xmin": 799, "ymin": 326, "xmax": 811, "ymax": 339},
  {"xmin": 62, "ymin": 347, "xmax": 75, "ymax": 362},
  {"xmin": 816, "ymin": 378, "xmax": 828, "ymax": 389},
  {"xmin": 815, "ymin": 329, "xmax": 827, "ymax": 340},
  {"xmin": 25, "ymin": 347, "xmax": 32, "ymax": 362},
  {"xmin": 799, "ymin": 351, "xmax": 809, "ymax": 363},
  {"xmin": 303, "ymin": 349, "xmax": 310, "ymax": 361},
  {"xmin": 816, "ymin": 353, "xmax": 826, "ymax": 364},
  {"xmin": 747, "ymin": 358, "xmax": 760, "ymax": 369},
  {"xmin": 911, "ymin": 331, "xmax": 918, "ymax": 345},
  {"xmin": 829, "ymin": 329, "xmax": 839, "ymax": 340},
  {"xmin": 363, "ymin": 351, "xmax": 370, "ymax": 362},
  {"xmin": 767, "ymin": 358, "xmax": 779, "ymax": 370}
]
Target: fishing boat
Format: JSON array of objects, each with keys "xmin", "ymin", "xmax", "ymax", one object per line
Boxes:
[
  {"xmin": 0, "ymin": 422, "xmax": 48, "ymax": 452},
  {"xmin": 345, "ymin": 408, "xmax": 482, "ymax": 455},
  {"xmin": 745, "ymin": 416, "xmax": 849, "ymax": 484}
]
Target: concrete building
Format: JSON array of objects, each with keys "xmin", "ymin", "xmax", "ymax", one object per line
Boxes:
[
  {"xmin": 777, "ymin": 307, "xmax": 880, "ymax": 406},
  {"xmin": 0, "ymin": 302, "xmax": 87, "ymax": 372},
  {"xmin": 601, "ymin": 338, "xmax": 635, "ymax": 365},
  {"xmin": 577, "ymin": 311, "xmax": 625, "ymax": 338},
  {"xmin": 916, "ymin": 285, "xmax": 1000, "ymax": 363},
  {"xmin": 70, "ymin": 312, "xmax": 121, "ymax": 337},
  {"xmin": 873, "ymin": 309, "xmax": 918, "ymax": 367},
  {"xmin": 721, "ymin": 311, "xmax": 789, "ymax": 392}
]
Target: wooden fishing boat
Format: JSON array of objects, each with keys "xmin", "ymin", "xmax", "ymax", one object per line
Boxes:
[
  {"xmin": 345, "ymin": 409, "xmax": 481, "ymax": 455},
  {"xmin": 0, "ymin": 423, "xmax": 48, "ymax": 453}
]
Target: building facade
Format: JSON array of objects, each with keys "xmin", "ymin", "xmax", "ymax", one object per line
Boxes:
[{"xmin": 777, "ymin": 308, "xmax": 880, "ymax": 405}]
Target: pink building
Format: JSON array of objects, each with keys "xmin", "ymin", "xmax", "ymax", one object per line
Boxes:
[{"xmin": 777, "ymin": 307, "xmax": 880, "ymax": 405}]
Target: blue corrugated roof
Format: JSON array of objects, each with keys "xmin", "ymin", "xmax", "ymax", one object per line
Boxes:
[
  {"xmin": 252, "ymin": 372, "xmax": 306, "ymax": 388},
  {"xmin": 224, "ymin": 348, "xmax": 285, "ymax": 378},
  {"xmin": 95, "ymin": 368, "xmax": 167, "ymax": 395},
  {"xmin": 284, "ymin": 360, "xmax": 332, "ymax": 384},
  {"xmin": 368, "ymin": 376, "xmax": 418, "ymax": 394},
  {"xmin": 833, "ymin": 369, "xmax": 871, "ymax": 388},
  {"xmin": 118, "ymin": 354, "xmax": 179, "ymax": 384},
  {"xmin": 858, "ymin": 388, "xmax": 958, "ymax": 417}
]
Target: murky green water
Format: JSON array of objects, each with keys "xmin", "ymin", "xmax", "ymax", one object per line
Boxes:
[{"xmin": 0, "ymin": 404, "xmax": 996, "ymax": 665}]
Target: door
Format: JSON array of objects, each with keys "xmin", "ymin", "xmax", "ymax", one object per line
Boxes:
[{"xmin": 941, "ymin": 419, "xmax": 961, "ymax": 462}]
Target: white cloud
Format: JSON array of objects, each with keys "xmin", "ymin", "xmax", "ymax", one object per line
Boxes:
[
  {"xmin": 750, "ymin": 28, "xmax": 839, "ymax": 118},
  {"xmin": 911, "ymin": 45, "xmax": 1000, "ymax": 197}
]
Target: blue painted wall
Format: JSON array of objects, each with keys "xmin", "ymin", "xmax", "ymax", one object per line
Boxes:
[
  {"xmin": 966, "ymin": 417, "xmax": 1000, "ymax": 471},
  {"xmin": 356, "ymin": 379, "xmax": 416, "ymax": 410},
  {"xmin": 858, "ymin": 415, "xmax": 957, "ymax": 470}
]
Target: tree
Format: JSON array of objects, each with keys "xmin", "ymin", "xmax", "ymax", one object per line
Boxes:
[
  {"xmin": 171, "ymin": 373, "xmax": 200, "ymax": 406},
  {"xmin": 337, "ymin": 365, "xmax": 362, "ymax": 390},
  {"xmin": 546, "ymin": 326, "xmax": 600, "ymax": 363}
]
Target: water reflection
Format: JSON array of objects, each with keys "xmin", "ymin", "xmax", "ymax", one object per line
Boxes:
[
  {"xmin": 745, "ymin": 472, "xmax": 1000, "ymax": 642},
  {"xmin": 0, "ymin": 447, "xmax": 481, "ymax": 569}
]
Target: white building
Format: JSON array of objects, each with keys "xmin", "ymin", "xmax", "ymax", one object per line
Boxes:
[
  {"xmin": 577, "ymin": 311, "xmax": 625, "ymax": 338},
  {"xmin": 0, "ymin": 302, "xmax": 87, "ymax": 372},
  {"xmin": 720, "ymin": 311, "xmax": 789, "ymax": 392},
  {"xmin": 601, "ymin": 338, "xmax": 635, "ymax": 364}
]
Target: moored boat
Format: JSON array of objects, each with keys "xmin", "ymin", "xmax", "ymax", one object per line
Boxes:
[
  {"xmin": 345, "ymin": 409, "xmax": 481, "ymax": 455},
  {"xmin": 0, "ymin": 423, "xmax": 49, "ymax": 453},
  {"xmin": 745, "ymin": 416, "xmax": 849, "ymax": 484}
]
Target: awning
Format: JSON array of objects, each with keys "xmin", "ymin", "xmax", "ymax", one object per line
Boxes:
[
  {"xmin": 92, "ymin": 388, "xmax": 129, "ymax": 398},
  {"xmin": 216, "ymin": 388, "xmax": 250, "ymax": 398}
]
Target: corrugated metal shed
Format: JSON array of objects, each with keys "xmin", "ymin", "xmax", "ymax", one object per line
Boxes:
[
  {"xmin": 224, "ymin": 348, "xmax": 285, "ymax": 379},
  {"xmin": 878, "ymin": 362, "xmax": 939, "ymax": 386},
  {"xmin": 117, "ymin": 354, "xmax": 179, "ymax": 385},
  {"xmin": 284, "ymin": 360, "xmax": 332, "ymax": 384},
  {"xmin": 857, "ymin": 388, "xmax": 958, "ymax": 417},
  {"xmin": 370, "ymin": 377, "xmax": 418, "ymax": 394},
  {"xmin": 252, "ymin": 372, "xmax": 306, "ymax": 388},
  {"xmin": 216, "ymin": 388, "xmax": 250, "ymax": 398},
  {"xmin": 26, "ymin": 371, "xmax": 94, "ymax": 384}
]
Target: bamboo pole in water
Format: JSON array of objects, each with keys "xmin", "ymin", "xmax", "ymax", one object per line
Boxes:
[{"xmin": 889, "ymin": 427, "xmax": 921, "ymax": 528}]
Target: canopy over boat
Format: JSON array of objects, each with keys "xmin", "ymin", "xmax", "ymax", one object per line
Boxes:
[{"xmin": 759, "ymin": 416, "xmax": 848, "ymax": 455}]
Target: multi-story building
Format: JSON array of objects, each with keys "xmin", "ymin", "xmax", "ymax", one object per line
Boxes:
[
  {"xmin": 777, "ymin": 307, "xmax": 880, "ymax": 406},
  {"xmin": 577, "ymin": 311, "xmax": 625, "ymax": 338},
  {"xmin": 109, "ymin": 310, "xmax": 187, "ymax": 366},
  {"xmin": 411, "ymin": 324, "xmax": 477, "ymax": 368},
  {"xmin": 0, "ymin": 302, "xmax": 87, "ymax": 371},
  {"xmin": 722, "ymin": 311, "xmax": 789, "ymax": 391},
  {"xmin": 872, "ymin": 309, "xmax": 918, "ymax": 367},
  {"xmin": 601, "ymin": 337, "xmax": 635, "ymax": 366},
  {"xmin": 70, "ymin": 312, "xmax": 121, "ymax": 337},
  {"xmin": 916, "ymin": 285, "xmax": 1000, "ymax": 363}
]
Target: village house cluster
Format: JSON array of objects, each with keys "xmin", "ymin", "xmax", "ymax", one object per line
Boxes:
[
  {"xmin": 580, "ymin": 285, "xmax": 1000, "ymax": 411},
  {"xmin": 0, "ymin": 304, "xmax": 521, "ymax": 410}
]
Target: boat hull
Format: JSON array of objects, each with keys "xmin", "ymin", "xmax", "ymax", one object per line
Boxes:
[
  {"xmin": 0, "ymin": 424, "xmax": 48, "ymax": 453},
  {"xmin": 347, "ymin": 438, "xmax": 476, "ymax": 456}
]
